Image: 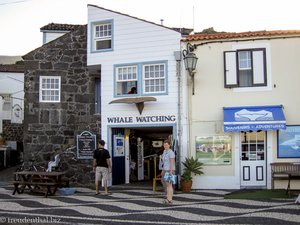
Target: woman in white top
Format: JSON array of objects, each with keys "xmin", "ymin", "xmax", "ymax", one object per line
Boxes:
[{"xmin": 161, "ymin": 140, "xmax": 175, "ymax": 204}]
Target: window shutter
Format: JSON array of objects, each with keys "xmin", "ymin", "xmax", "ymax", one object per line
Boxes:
[
  {"xmin": 224, "ymin": 51, "xmax": 238, "ymax": 88},
  {"xmin": 252, "ymin": 49, "xmax": 266, "ymax": 86}
]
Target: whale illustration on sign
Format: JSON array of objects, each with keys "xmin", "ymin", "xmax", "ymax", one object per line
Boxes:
[
  {"xmin": 235, "ymin": 109, "xmax": 274, "ymax": 121},
  {"xmin": 280, "ymin": 135, "xmax": 300, "ymax": 150}
]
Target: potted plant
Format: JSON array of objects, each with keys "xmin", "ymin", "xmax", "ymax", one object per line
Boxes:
[{"xmin": 180, "ymin": 156, "xmax": 204, "ymax": 192}]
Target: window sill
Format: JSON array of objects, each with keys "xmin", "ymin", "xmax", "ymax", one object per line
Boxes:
[{"xmin": 233, "ymin": 85, "xmax": 272, "ymax": 93}]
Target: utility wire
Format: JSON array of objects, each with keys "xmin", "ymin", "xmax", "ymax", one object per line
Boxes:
[{"xmin": 0, "ymin": 0, "xmax": 32, "ymax": 6}]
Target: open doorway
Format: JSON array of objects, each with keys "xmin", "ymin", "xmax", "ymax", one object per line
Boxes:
[{"xmin": 111, "ymin": 126, "xmax": 174, "ymax": 187}]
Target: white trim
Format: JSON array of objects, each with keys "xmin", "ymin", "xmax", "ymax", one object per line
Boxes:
[
  {"xmin": 142, "ymin": 63, "xmax": 166, "ymax": 94},
  {"xmin": 224, "ymin": 121, "xmax": 286, "ymax": 125},
  {"xmin": 39, "ymin": 76, "xmax": 61, "ymax": 103},
  {"xmin": 232, "ymin": 43, "xmax": 272, "ymax": 92}
]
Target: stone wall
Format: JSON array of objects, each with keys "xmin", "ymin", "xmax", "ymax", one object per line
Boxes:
[
  {"xmin": 23, "ymin": 25, "xmax": 101, "ymax": 186},
  {"xmin": 2, "ymin": 120, "xmax": 23, "ymax": 142}
]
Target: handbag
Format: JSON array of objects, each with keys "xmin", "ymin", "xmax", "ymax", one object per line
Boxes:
[{"xmin": 163, "ymin": 172, "xmax": 176, "ymax": 184}]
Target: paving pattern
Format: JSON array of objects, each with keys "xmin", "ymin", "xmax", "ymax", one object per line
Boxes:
[{"xmin": 0, "ymin": 184, "xmax": 299, "ymax": 225}]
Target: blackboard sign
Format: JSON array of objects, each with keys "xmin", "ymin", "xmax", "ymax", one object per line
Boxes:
[{"xmin": 77, "ymin": 131, "xmax": 96, "ymax": 159}]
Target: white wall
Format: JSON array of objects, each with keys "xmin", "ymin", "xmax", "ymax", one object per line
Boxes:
[
  {"xmin": 182, "ymin": 36, "xmax": 300, "ymax": 189},
  {"xmin": 42, "ymin": 32, "xmax": 68, "ymax": 44},
  {"xmin": 0, "ymin": 72, "xmax": 24, "ymax": 122},
  {"xmin": 87, "ymin": 6, "xmax": 182, "ymax": 148}
]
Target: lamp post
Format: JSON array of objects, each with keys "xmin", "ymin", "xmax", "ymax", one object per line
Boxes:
[{"xmin": 183, "ymin": 43, "xmax": 198, "ymax": 95}]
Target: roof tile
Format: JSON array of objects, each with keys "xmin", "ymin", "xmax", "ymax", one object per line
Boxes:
[
  {"xmin": 40, "ymin": 23, "xmax": 82, "ymax": 31},
  {"xmin": 184, "ymin": 30, "xmax": 300, "ymax": 41}
]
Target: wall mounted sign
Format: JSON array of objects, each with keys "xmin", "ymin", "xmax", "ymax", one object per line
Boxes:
[
  {"xmin": 223, "ymin": 105, "xmax": 286, "ymax": 132},
  {"xmin": 278, "ymin": 125, "xmax": 300, "ymax": 158},
  {"xmin": 196, "ymin": 135, "xmax": 232, "ymax": 165},
  {"xmin": 113, "ymin": 135, "xmax": 125, "ymax": 157},
  {"xmin": 107, "ymin": 115, "xmax": 176, "ymax": 124},
  {"xmin": 77, "ymin": 131, "xmax": 96, "ymax": 159}
]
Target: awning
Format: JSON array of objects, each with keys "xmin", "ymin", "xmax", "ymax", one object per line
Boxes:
[{"xmin": 223, "ymin": 105, "xmax": 286, "ymax": 132}]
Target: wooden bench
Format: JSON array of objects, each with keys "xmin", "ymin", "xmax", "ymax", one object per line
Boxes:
[
  {"xmin": 12, "ymin": 181, "xmax": 58, "ymax": 197},
  {"xmin": 271, "ymin": 162, "xmax": 300, "ymax": 189}
]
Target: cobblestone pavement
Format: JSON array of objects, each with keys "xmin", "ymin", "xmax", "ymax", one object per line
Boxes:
[{"xmin": 0, "ymin": 182, "xmax": 299, "ymax": 225}]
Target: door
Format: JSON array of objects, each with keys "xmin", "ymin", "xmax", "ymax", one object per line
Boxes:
[
  {"xmin": 240, "ymin": 131, "xmax": 266, "ymax": 187},
  {"xmin": 111, "ymin": 128, "xmax": 125, "ymax": 185}
]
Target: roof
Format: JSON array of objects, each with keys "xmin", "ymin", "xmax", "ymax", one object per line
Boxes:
[
  {"xmin": 23, "ymin": 25, "xmax": 87, "ymax": 59},
  {"xmin": 184, "ymin": 30, "xmax": 300, "ymax": 42},
  {"xmin": 88, "ymin": 4, "xmax": 190, "ymax": 36},
  {"xmin": 0, "ymin": 64, "xmax": 24, "ymax": 73},
  {"xmin": 40, "ymin": 23, "xmax": 82, "ymax": 31}
]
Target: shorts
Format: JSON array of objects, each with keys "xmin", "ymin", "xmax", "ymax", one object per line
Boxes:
[{"xmin": 95, "ymin": 166, "xmax": 109, "ymax": 182}]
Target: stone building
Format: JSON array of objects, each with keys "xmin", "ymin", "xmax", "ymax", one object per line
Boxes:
[{"xmin": 23, "ymin": 25, "xmax": 101, "ymax": 185}]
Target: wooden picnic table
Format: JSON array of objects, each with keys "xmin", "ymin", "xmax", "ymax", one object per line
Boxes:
[{"xmin": 12, "ymin": 171, "xmax": 69, "ymax": 197}]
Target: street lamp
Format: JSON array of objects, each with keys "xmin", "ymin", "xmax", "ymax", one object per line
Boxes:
[{"xmin": 183, "ymin": 43, "xmax": 198, "ymax": 95}]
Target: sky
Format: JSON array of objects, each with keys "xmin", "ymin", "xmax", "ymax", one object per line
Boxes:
[{"xmin": 0, "ymin": 0, "xmax": 300, "ymax": 56}]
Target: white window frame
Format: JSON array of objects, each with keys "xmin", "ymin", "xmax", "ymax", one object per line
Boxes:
[
  {"xmin": 238, "ymin": 51, "xmax": 252, "ymax": 70},
  {"xmin": 115, "ymin": 65, "xmax": 138, "ymax": 96},
  {"xmin": 143, "ymin": 63, "xmax": 166, "ymax": 94},
  {"xmin": 240, "ymin": 131, "xmax": 266, "ymax": 161},
  {"xmin": 39, "ymin": 76, "xmax": 61, "ymax": 103},
  {"xmin": 93, "ymin": 21, "xmax": 113, "ymax": 51},
  {"xmin": 224, "ymin": 48, "xmax": 267, "ymax": 88}
]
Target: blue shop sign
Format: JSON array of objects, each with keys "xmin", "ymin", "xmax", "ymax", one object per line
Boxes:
[{"xmin": 223, "ymin": 105, "xmax": 286, "ymax": 132}]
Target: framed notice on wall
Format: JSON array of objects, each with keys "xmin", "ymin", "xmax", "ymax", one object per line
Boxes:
[
  {"xmin": 196, "ymin": 135, "xmax": 232, "ymax": 165},
  {"xmin": 77, "ymin": 131, "xmax": 96, "ymax": 159},
  {"xmin": 278, "ymin": 125, "xmax": 300, "ymax": 158}
]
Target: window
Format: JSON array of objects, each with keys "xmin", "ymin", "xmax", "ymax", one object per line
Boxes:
[
  {"xmin": 116, "ymin": 66, "xmax": 138, "ymax": 96},
  {"xmin": 240, "ymin": 131, "xmax": 265, "ymax": 161},
  {"xmin": 114, "ymin": 62, "xmax": 167, "ymax": 97},
  {"xmin": 39, "ymin": 76, "xmax": 61, "ymax": 102},
  {"xmin": 93, "ymin": 22, "xmax": 112, "ymax": 51},
  {"xmin": 143, "ymin": 64, "xmax": 166, "ymax": 93},
  {"xmin": 224, "ymin": 48, "xmax": 266, "ymax": 88},
  {"xmin": 0, "ymin": 94, "xmax": 11, "ymax": 111}
]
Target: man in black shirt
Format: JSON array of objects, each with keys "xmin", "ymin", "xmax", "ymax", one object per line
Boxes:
[{"xmin": 93, "ymin": 140, "xmax": 112, "ymax": 195}]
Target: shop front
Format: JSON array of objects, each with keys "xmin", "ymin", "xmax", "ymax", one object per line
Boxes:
[
  {"xmin": 223, "ymin": 105, "xmax": 286, "ymax": 188},
  {"xmin": 106, "ymin": 116, "xmax": 177, "ymax": 185}
]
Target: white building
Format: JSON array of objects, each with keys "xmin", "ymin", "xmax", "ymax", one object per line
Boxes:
[
  {"xmin": 181, "ymin": 30, "xmax": 300, "ymax": 189},
  {"xmin": 87, "ymin": 5, "xmax": 184, "ymax": 184},
  {"xmin": 0, "ymin": 64, "xmax": 24, "ymax": 133}
]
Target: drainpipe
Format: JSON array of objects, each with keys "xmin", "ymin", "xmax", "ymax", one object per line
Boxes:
[{"xmin": 174, "ymin": 51, "xmax": 181, "ymax": 176}]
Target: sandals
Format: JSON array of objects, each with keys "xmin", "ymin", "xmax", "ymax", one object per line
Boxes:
[{"xmin": 163, "ymin": 199, "xmax": 173, "ymax": 204}]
